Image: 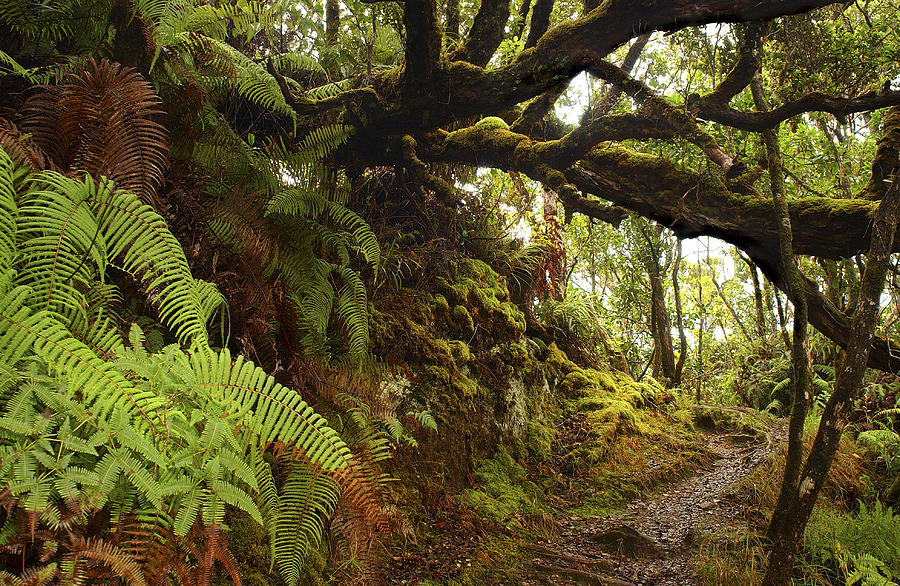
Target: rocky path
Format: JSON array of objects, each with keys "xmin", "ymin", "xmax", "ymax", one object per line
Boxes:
[{"xmin": 525, "ymin": 415, "xmax": 785, "ymax": 585}]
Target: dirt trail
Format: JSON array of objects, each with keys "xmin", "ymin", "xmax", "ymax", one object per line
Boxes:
[{"xmin": 525, "ymin": 416, "xmax": 785, "ymax": 585}]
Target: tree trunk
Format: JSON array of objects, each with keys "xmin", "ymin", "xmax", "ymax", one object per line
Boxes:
[
  {"xmin": 445, "ymin": 0, "xmax": 460, "ymax": 46},
  {"xmin": 325, "ymin": 0, "xmax": 339, "ymax": 46},
  {"xmin": 642, "ymin": 224, "xmax": 676, "ymax": 385},
  {"xmin": 696, "ymin": 258, "xmax": 705, "ymax": 402},
  {"xmin": 763, "ymin": 174, "xmax": 900, "ymax": 585},
  {"xmin": 745, "ymin": 256, "xmax": 767, "ymax": 337},
  {"xmin": 672, "ymin": 238, "xmax": 687, "ymax": 385},
  {"xmin": 752, "ymin": 76, "xmax": 813, "ymax": 559}
]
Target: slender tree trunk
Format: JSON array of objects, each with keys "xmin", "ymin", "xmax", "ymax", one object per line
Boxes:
[
  {"xmin": 542, "ymin": 186, "xmax": 566, "ymax": 299},
  {"xmin": 753, "ymin": 75, "xmax": 812, "ymax": 582},
  {"xmin": 775, "ymin": 290, "xmax": 790, "ymax": 348},
  {"xmin": 445, "ymin": 0, "xmax": 460, "ymax": 47},
  {"xmin": 672, "ymin": 238, "xmax": 687, "ymax": 385},
  {"xmin": 642, "ymin": 224, "xmax": 676, "ymax": 385},
  {"xmin": 325, "ymin": 0, "xmax": 340, "ymax": 46},
  {"xmin": 763, "ymin": 175, "xmax": 900, "ymax": 584},
  {"xmin": 707, "ymin": 264, "xmax": 751, "ymax": 341},
  {"xmin": 696, "ymin": 258, "xmax": 705, "ymax": 402},
  {"xmin": 744, "ymin": 256, "xmax": 767, "ymax": 337}
]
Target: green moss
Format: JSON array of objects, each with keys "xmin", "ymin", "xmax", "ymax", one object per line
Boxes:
[
  {"xmin": 447, "ymin": 535, "xmax": 531, "ymax": 585},
  {"xmin": 427, "ymin": 365, "xmax": 451, "ymax": 385},
  {"xmin": 560, "ymin": 368, "xmax": 592, "ymax": 394},
  {"xmin": 545, "ymin": 342, "xmax": 578, "ymax": 379},
  {"xmin": 218, "ymin": 511, "xmax": 286, "ymax": 585},
  {"xmin": 450, "ymin": 370, "xmax": 479, "ymax": 397},
  {"xmin": 524, "ymin": 420, "xmax": 555, "ymax": 460},
  {"xmin": 474, "ymin": 116, "xmax": 510, "ymax": 131},
  {"xmin": 432, "ymin": 292, "xmax": 450, "ymax": 315},
  {"xmin": 457, "ymin": 452, "xmax": 541, "ymax": 528},
  {"xmin": 450, "ymin": 304, "xmax": 475, "ymax": 336},
  {"xmin": 596, "ymin": 370, "xmax": 618, "ymax": 392},
  {"xmin": 448, "ymin": 340, "xmax": 472, "ymax": 365}
]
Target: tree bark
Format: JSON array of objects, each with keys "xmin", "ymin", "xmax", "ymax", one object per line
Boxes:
[
  {"xmin": 325, "ymin": 0, "xmax": 339, "ymax": 46},
  {"xmin": 762, "ymin": 174, "xmax": 900, "ymax": 585},
  {"xmin": 524, "ymin": 0, "xmax": 554, "ymax": 49},
  {"xmin": 745, "ymin": 256, "xmax": 767, "ymax": 337},
  {"xmin": 672, "ymin": 238, "xmax": 687, "ymax": 385},
  {"xmin": 642, "ymin": 223, "xmax": 677, "ymax": 385},
  {"xmin": 753, "ymin": 77, "xmax": 813, "ymax": 560}
]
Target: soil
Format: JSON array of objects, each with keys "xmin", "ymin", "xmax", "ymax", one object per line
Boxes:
[{"xmin": 524, "ymin": 415, "xmax": 786, "ymax": 585}]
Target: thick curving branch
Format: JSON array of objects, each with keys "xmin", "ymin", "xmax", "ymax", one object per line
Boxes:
[
  {"xmin": 403, "ymin": 0, "xmax": 442, "ymax": 84},
  {"xmin": 524, "ymin": 0, "xmax": 554, "ymax": 49},
  {"xmin": 696, "ymin": 21, "xmax": 766, "ymax": 109},
  {"xmin": 452, "ymin": 0, "xmax": 510, "ymax": 67},
  {"xmin": 695, "ymin": 88, "xmax": 900, "ymax": 131},
  {"xmin": 584, "ymin": 60, "xmax": 742, "ymax": 174},
  {"xmin": 404, "ymin": 124, "xmax": 900, "ymax": 371}
]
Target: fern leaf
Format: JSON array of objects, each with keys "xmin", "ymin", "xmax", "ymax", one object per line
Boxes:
[
  {"xmin": 0, "ymin": 148, "xmax": 20, "ymax": 272},
  {"xmin": 93, "ymin": 176, "xmax": 223, "ymax": 345}
]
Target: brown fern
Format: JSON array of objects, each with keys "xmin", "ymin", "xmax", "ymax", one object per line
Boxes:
[
  {"xmin": 22, "ymin": 58, "xmax": 169, "ymax": 206},
  {"xmin": 0, "ymin": 117, "xmax": 51, "ymax": 170}
]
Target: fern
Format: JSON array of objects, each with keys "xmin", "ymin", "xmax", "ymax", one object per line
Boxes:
[
  {"xmin": 22, "ymin": 59, "xmax": 170, "ymax": 206},
  {"xmin": 0, "ymin": 147, "xmax": 360, "ymax": 585}
]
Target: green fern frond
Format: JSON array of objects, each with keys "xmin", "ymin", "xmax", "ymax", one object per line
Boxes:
[
  {"xmin": 269, "ymin": 52, "xmax": 324, "ymax": 76},
  {"xmin": 0, "ymin": 148, "xmax": 20, "ymax": 272},
  {"xmin": 187, "ymin": 348, "xmax": 351, "ymax": 470},
  {"xmin": 170, "ymin": 32, "xmax": 296, "ymax": 121},
  {"xmin": 273, "ymin": 464, "xmax": 340, "ymax": 586},
  {"xmin": 92, "ymin": 176, "xmax": 224, "ymax": 345}
]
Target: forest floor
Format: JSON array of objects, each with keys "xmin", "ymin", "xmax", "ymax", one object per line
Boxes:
[{"xmin": 524, "ymin": 410, "xmax": 786, "ymax": 586}]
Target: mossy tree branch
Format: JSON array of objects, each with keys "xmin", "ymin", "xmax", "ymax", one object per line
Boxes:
[{"xmin": 452, "ymin": 0, "xmax": 510, "ymax": 67}]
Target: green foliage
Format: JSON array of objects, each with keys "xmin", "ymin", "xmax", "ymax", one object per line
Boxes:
[
  {"xmin": 805, "ymin": 501, "xmax": 900, "ymax": 583},
  {"xmin": 0, "ymin": 147, "xmax": 352, "ymax": 585}
]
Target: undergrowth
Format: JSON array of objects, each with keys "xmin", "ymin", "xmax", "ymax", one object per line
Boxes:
[{"xmin": 696, "ymin": 415, "xmax": 893, "ymax": 586}]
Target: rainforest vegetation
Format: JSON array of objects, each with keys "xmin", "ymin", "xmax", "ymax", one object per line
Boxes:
[{"xmin": 1, "ymin": 0, "xmax": 900, "ymax": 584}]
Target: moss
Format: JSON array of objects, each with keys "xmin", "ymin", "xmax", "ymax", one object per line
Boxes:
[
  {"xmin": 545, "ymin": 342, "xmax": 578, "ymax": 379},
  {"xmin": 450, "ymin": 370, "xmax": 479, "ymax": 397},
  {"xmin": 692, "ymin": 405, "xmax": 769, "ymax": 436},
  {"xmin": 427, "ymin": 365, "xmax": 451, "ymax": 385},
  {"xmin": 558, "ymin": 369, "xmax": 590, "ymax": 396},
  {"xmin": 457, "ymin": 452, "xmax": 541, "ymax": 528},
  {"xmin": 450, "ymin": 304, "xmax": 475, "ymax": 336},
  {"xmin": 474, "ymin": 116, "xmax": 510, "ymax": 131},
  {"xmin": 596, "ymin": 370, "xmax": 618, "ymax": 392},
  {"xmin": 524, "ymin": 420, "xmax": 555, "ymax": 460},
  {"xmin": 432, "ymin": 292, "xmax": 450, "ymax": 315},
  {"xmin": 434, "ymin": 258, "xmax": 526, "ymax": 340},
  {"xmin": 218, "ymin": 511, "xmax": 286, "ymax": 585},
  {"xmin": 447, "ymin": 535, "xmax": 531, "ymax": 585},
  {"xmin": 448, "ymin": 339, "xmax": 472, "ymax": 365}
]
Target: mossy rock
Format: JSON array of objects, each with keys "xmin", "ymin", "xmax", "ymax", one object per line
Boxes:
[
  {"xmin": 545, "ymin": 342, "xmax": 579, "ymax": 379},
  {"xmin": 457, "ymin": 452, "xmax": 543, "ymax": 527},
  {"xmin": 450, "ymin": 304, "xmax": 475, "ymax": 336},
  {"xmin": 435, "ymin": 258, "xmax": 526, "ymax": 341},
  {"xmin": 474, "ymin": 116, "xmax": 510, "ymax": 131}
]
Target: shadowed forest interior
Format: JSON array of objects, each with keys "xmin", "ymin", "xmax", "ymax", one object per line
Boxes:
[{"xmin": 1, "ymin": 0, "xmax": 900, "ymax": 584}]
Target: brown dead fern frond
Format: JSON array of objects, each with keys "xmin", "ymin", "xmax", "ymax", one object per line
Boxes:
[
  {"xmin": 22, "ymin": 58, "xmax": 169, "ymax": 206},
  {"xmin": 0, "ymin": 117, "xmax": 50, "ymax": 170}
]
